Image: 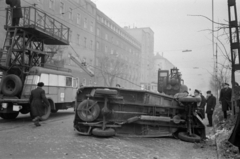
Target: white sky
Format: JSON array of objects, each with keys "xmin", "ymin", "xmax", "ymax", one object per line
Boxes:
[{"xmin": 96, "ymin": 0, "xmax": 236, "ymax": 94}]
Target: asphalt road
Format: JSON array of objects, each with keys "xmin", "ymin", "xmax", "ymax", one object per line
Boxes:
[{"xmin": 0, "ymin": 109, "xmax": 218, "ymax": 159}]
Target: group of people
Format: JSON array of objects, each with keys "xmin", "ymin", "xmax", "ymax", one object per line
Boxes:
[{"xmin": 192, "ymin": 82, "xmax": 239, "ymax": 156}]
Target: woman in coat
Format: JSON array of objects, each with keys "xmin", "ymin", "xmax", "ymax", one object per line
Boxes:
[{"xmin": 29, "ymin": 82, "xmax": 50, "ymax": 126}]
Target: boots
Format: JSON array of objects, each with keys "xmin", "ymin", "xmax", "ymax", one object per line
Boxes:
[{"xmin": 32, "ymin": 116, "xmax": 41, "ymax": 126}]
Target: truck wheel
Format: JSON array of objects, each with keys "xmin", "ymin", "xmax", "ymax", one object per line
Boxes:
[
  {"xmin": 92, "ymin": 128, "xmax": 115, "ymax": 137},
  {"xmin": 0, "ymin": 112, "xmax": 19, "ymax": 119},
  {"xmin": 51, "ymin": 109, "xmax": 58, "ymax": 113},
  {"xmin": 178, "ymin": 132, "xmax": 201, "ymax": 143},
  {"xmin": 41, "ymin": 103, "xmax": 51, "ymax": 120},
  {"xmin": 95, "ymin": 89, "xmax": 118, "ymax": 95},
  {"xmin": 1, "ymin": 74, "xmax": 22, "ymax": 96},
  {"xmin": 30, "ymin": 103, "xmax": 51, "ymax": 120},
  {"xmin": 77, "ymin": 100, "xmax": 100, "ymax": 122}
]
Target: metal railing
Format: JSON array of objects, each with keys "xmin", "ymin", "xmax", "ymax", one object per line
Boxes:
[{"xmin": 5, "ymin": 6, "xmax": 69, "ymax": 44}]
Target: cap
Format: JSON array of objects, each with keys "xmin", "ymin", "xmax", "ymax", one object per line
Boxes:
[
  {"xmin": 206, "ymin": 90, "xmax": 211, "ymax": 94},
  {"xmin": 224, "ymin": 83, "xmax": 229, "ymax": 86},
  {"xmin": 37, "ymin": 82, "xmax": 44, "ymax": 87},
  {"xmin": 194, "ymin": 89, "xmax": 200, "ymax": 94}
]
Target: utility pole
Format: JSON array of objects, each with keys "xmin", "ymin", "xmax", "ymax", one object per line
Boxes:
[
  {"xmin": 215, "ymin": 43, "xmax": 218, "ymax": 99},
  {"xmin": 228, "ymin": 0, "xmax": 240, "ymax": 116}
]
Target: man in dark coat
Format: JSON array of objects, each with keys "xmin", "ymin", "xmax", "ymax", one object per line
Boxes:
[
  {"xmin": 29, "ymin": 82, "xmax": 50, "ymax": 126},
  {"xmin": 206, "ymin": 90, "xmax": 216, "ymax": 127},
  {"xmin": 219, "ymin": 83, "xmax": 232, "ymax": 120},
  {"xmin": 6, "ymin": 0, "xmax": 22, "ymax": 26},
  {"xmin": 228, "ymin": 111, "xmax": 240, "ymax": 157},
  {"xmin": 198, "ymin": 91, "xmax": 207, "ymax": 119}
]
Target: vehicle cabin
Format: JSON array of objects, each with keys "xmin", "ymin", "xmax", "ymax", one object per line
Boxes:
[{"xmin": 22, "ymin": 67, "xmax": 79, "ymax": 110}]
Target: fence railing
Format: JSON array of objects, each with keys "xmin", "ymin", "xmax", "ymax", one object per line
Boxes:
[{"xmin": 5, "ymin": 7, "xmax": 69, "ymax": 44}]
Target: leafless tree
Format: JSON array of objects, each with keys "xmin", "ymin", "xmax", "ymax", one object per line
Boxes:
[{"xmin": 96, "ymin": 54, "xmax": 126, "ymax": 87}]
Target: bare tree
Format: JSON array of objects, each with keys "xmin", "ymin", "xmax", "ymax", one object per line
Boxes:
[{"xmin": 97, "ymin": 54, "xmax": 126, "ymax": 87}]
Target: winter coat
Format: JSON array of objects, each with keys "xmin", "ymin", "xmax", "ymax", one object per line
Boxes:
[
  {"xmin": 6, "ymin": 0, "xmax": 22, "ymax": 18},
  {"xmin": 29, "ymin": 87, "xmax": 50, "ymax": 118},
  {"xmin": 219, "ymin": 88, "xmax": 232, "ymax": 111},
  {"xmin": 206, "ymin": 95, "xmax": 216, "ymax": 114},
  {"xmin": 199, "ymin": 95, "xmax": 206, "ymax": 118},
  {"xmin": 229, "ymin": 112, "xmax": 240, "ymax": 147}
]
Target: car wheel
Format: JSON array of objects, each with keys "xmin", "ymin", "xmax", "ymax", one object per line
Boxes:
[
  {"xmin": 92, "ymin": 128, "xmax": 115, "ymax": 137},
  {"xmin": 95, "ymin": 89, "xmax": 118, "ymax": 95},
  {"xmin": 77, "ymin": 100, "xmax": 100, "ymax": 122},
  {"xmin": 178, "ymin": 132, "xmax": 201, "ymax": 143}
]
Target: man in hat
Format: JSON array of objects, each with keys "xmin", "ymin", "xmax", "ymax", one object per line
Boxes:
[
  {"xmin": 206, "ymin": 91, "xmax": 216, "ymax": 127},
  {"xmin": 29, "ymin": 82, "xmax": 50, "ymax": 126},
  {"xmin": 198, "ymin": 91, "xmax": 207, "ymax": 119},
  {"xmin": 219, "ymin": 83, "xmax": 232, "ymax": 120},
  {"xmin": 194, "ymin": 89, "xmax": 202, "ymax": 107},
  {"xmin": 5, "ymin": 0, "xmax": 23, "ymax": 26}
]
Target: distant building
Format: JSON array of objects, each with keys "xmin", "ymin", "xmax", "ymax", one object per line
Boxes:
[
  {"xmin": 124, "ymin": 27, "xmax": 155, "ymax": 90},
  {"xmin": 95, "ymin": 10, "xmax": 141, "ymax": 88}
]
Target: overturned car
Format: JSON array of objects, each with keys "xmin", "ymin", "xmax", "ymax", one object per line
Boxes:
[{"xmin": 73, "ymin": 86, "xmax": 205, "ymax": 142}]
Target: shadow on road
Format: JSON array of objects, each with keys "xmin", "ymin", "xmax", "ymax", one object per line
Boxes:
[{"xmin": 0, "ymin": 110, "xmax": 75, "ymax": 124}]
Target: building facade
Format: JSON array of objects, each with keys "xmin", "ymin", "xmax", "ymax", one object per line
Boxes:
[
  {"xmin": 124, "ymin": 27, "xmax": 155, "ymax": 90},
  {"xmin": 95, "ymin": 10, "xmax": 141, "ymax": 88}
]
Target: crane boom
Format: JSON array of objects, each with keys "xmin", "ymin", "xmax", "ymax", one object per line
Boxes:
[{"xmin": 69, "ymin": 55, "xmax": 94, "ymax": 77}]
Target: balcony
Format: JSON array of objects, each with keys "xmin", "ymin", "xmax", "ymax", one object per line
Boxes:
[{"xmin": 5, "ymin": 6, "xmax": 69, "ymax": 45}]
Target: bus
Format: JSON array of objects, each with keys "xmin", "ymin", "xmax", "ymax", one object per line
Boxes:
[{"xmin": 0, "ymin": 66, "xmax": 79, "ymax": 120}]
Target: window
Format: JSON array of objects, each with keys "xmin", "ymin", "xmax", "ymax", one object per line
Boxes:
[
  {"xmin": 77, "ymin": 34, "xmax": 80, "ymax": 45},
  {"xmin": 90, "ymin": 40, "xmax": 93, "ymax": 49},
  {"xmin": 60, "ymin": 2, "xmax": 64, "ymax": 15},
  {"xmin": 69, "ymin": 8, "xmax": 73, "ymax": 20},
  {"xmin": 84, "ymin": 37, "xmax": 87, "ymax": 48},
  {"xmin": 97, "ymin": 28, "xmax": 100, "ymax": 36},
  {"xmin": 49, "ymin": 74, "xmax": 58, "ymax": 86},
  {"xmin": 90, "ymin": 21, "xmax": 93, "ymax": 32},
  {"xmin": 40, "ymin": 74, "xmax": 49, "ymax": 85},
  {"xmin": 77, "ymin": 13, "xmax": 81, "ymax": 24},
  {"xmin": 25, "ymin": 75, "xmax": 39, "ymax": 84},
  {"xmin": 49, "ymin": 0, "xmax": 54, "ymax": 9},
  {"xmin": 96, "ymin": 41, "xmax": 99, "ymax": 50},
  {"xmin": 66, "ymin": 77, "xmax": 72, "ymax": 86},
  {"xmin": 73, "ymin": 78, "xmax": 79, "ymax": 88},
  {"xmin": 58, "ymin": 75, "xmax": 66, "ymax": 86},
  {"xmin": 105, "ymin": 46, "xmax": 108, "ymax": 53},
  {"xmin": 105, "ymin": 34, "xmax": 108, "ymax": 40},
  {"xmin": 84, "ymin": 18, "xmax": 87, "ymax": 28}
]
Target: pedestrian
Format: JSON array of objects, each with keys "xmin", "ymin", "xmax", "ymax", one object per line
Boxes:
[
  {"xmin": 219, "ymin": 83, "xmax": 232, "ymax": 120},
  {"xmin": 29, "ymin": 82, "xmax": 50, "ymax": 126},
  {"xmin": 198, "ymin": 91, "xmax": 207, "ymax": 119},
  {"xmin": 206, "ymin": 91, "xmax": 216, "ymax": 127},
  {"xmin": 228, "ymin": 108, "xmax": 240, "ymax": 158},
  {"xmin": 5, "ymin": 0, "xmax": 22, "ymax": 26},
  {"xmin": 193, "ymin": 89, "xmax": 202, "ymax": 107}
]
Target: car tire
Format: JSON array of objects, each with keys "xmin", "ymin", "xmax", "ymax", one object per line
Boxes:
[
  {"xmin": 92, "ymin": 128, "xmax": 115, "ymax": 137},
  {"xmin": 178, "ymin": 132, "xmax": 201, "ymax": 143},
  {"xmin": 95, "ymin": 89, "xmax": 117, "ymax": 95},
  {"xmin": 1, "ymin": 74, "xmax": 22, "ymax": 96},
  {"xmin": 77, "ymin": 100, "xmax": 100, "ymax": 122},
  {"xmin": 0, "ymin": 112, "xmax": 19, "ymax": 119}
]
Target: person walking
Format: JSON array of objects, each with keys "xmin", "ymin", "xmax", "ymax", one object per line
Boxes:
[
  {"xmin": 29, "ymin": 82, "xmax": 50, "ymax": 126},
  {"xmin": 206, "ymin": 91, "xmax": 216, "ymax": 127},
  {"xmin": 5, "ymin": 0, "xmax": 22, "ymax": 26},
  {"xmin": 219, "ymin": 83, "xmax": 232, "ymax": 120}
]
